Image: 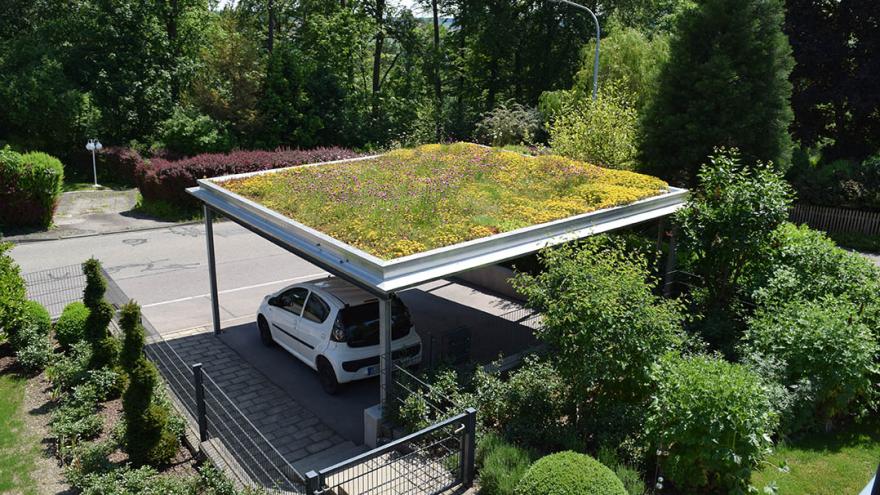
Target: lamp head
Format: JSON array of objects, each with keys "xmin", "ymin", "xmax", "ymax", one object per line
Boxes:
[
  {"xmin": 95, "ymin": 141, "xmax": 103, "ymax": 150},
  {"xmin": 86, "ymin": 141, "xmax": 95, "ymax": 151}
]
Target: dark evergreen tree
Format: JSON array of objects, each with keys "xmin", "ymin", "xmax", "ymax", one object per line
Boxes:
[
  {"xmin": 785, "ymin": 0, "xmax": 880, "ymax": 160},
  {"xmin": 120, "ymin": 301, "xmax": 180, "ymax": 466},
  {"xmin": 640, "ymin": 0, "xmax": 795, "ymax": 186},
  {"xmin": 82, "ymin": 258, "xmax": 117, "ymax": 370}
]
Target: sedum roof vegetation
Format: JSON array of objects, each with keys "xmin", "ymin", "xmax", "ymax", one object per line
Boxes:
[{"xmin": 221, "ymin": 142, "xmax": 669, "ymax": 260}]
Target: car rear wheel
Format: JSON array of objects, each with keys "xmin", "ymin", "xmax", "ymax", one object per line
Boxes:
[
  {"xmin": 258, "ymin": 316, "xmax": 274, "ymax": 347},
  {"xmin": 317, "ymin": 358, "xmax": 339, "ymax": 395}
]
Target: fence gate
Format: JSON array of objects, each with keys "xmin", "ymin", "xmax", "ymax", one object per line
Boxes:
[{"xmin": 306, "ymin": 409, "xmax": 476, "ymax": 495}]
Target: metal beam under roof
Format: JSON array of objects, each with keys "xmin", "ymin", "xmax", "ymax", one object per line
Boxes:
[{"xmin": 188, "ymin": 158, "xmax": 688, "ymax": 297}]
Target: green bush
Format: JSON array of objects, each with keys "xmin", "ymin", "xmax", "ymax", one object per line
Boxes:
[
  {"xmin": 9, "ymin": 300, "xmax": 53, "ymax": 372},
  {"xmin": 646, "ymin": 353, "xmax": 777, "ymax": 494},
  {"xmin": 120, "ymin": 301, "xmax": 180, "ymax": 466},
  {"xmin": 597, "ymin": 446, "xmax": 647, "ymax": 495},
  {"xmin": 549, "ymin": 81, "xmax": 639, "ymax": 170},
  {"xmin": 743, "ymin": 223, "xmax": 880, "ymax": 334},
  {"xmin": 478, "ymin": 434, "xmax": 533, "ymax": 495},
  {"xmin": 515, "ymin": 451, "xmax": 627, "ymax": 495},
  {"xmin": 55, "ymin": 301, "xmax": 90, "ymax": 350},
  {"xmin": 675, "ymin": 150, "xmax": 793, "ymax": 316},
  {"xmin": 474, "ymin": 100, "xmax": 543, "ymax": 147},
  {"xmin": 64, "ymin": 440, "xmax": 114, "ymax": 488},
  {"xmin": 15, "ymin": 324, "xmax": 53, "ymax": 372},
  {"xmin": 82, "ymin": 258, "xmax": 117, "ymax": 370},
  {"xmin": 0, "ymin": 146, "xmax": 64, "ymax": 227},
  {"xmin": 48, "ymin": 341, "xmax": 93, "ymax": 393},
  {"xmin": 742, "ymin": 297, "xmax": 878, "ymax": 432},
  {"xmin": 77, "ymin": 465, "xmax": 196, "ymax": 495},
  {"xmin": 512, "ymin": 239, "xmax": 686, "ymax": 447},
  {"xmin": 156, "ymin": 106, "xmax": 232, "ymax": 157},
  {"xmin": 0, "ymin": 242, "xmax": 27, "ymax": 337}
]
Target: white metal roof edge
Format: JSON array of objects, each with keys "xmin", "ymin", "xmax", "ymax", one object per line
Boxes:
[{"xmin": 188, "ymin": 176, "xmax": 687, "ymax": 294}]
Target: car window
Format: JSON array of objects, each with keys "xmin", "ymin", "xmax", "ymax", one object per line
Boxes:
[
  {"xmin": 303, "ymin": 293, "xmax": 331, "ymax": 324},
  {"xmin": 278, "ymin": 287, "xmax": 308, "ymax": 316}
]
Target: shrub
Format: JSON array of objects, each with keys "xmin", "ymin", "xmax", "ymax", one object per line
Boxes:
[
  {"xmin": 597, "ymin": 446, "xmax": 647, "ymax": 495},
  {"xmin": 512, "ymin": 239, "xmax": 686, "ymax": 446},
  {"xmin": 646, "ymin": 353, "xmax": 777, "ymax": 494},
  {"xmin": 514, "ymin": 451, "xmax": 627, "ymax": 495},
  {"xmin": 0, "ymin": 146, "xmax": 64, "ymax": 227},
  {"xmin": 48, "ymin": 341, "xmax": 93, "ymax": 393},
  {"xmin": 77, "ymin": 465, "xmax": 195, "ymax": 495},
  {"xmin": 64, "ymin": 440, "xmax": 114, "ymax": 488},
  {"xmin": 120, "ymin": 301, "xmax": 180, "ymax": 466},
  {"xmin": 82, "ymin": 258, "xmax": 117, "ymax": 370},
  {"xmin": 675, "ymin": 150, "xmax": 792, "ymax": 326},
  {"xmin": 743, "ymin": 223, "xmax": 880, "ymax": 333},
  {"xmin": 742, "ymin": 297, "xmax": 878, "ymax": 432},
  {"xmin": 478, "ymin": 434, "xmax": 533, "ymax": 495},
  {"xmin": 474, "ymin": 100, "xmax": 544, "ymax": 147},
  {"xmin": 135, "ymin": 147, "xmax": 360, "ymax": 208},
  {"xmin": 549, "ymin": 82, "xmax": 639, "ymax": 170},
  {"xmin": 96, "ymin": 147, "xmax": 145, "ymax": 185},
  {"xmin": 15, "ymin": 324, "xmax": 53, "ymax": 372},
  {"xmin": 0, "ymin": 242, "xmax": 27, "ymax": 336},
  {"xmin": 9, "ymin": 299, "xmax": 50, "ymax": 350},
  {"xmin": 55, "ymin": 301, "xmax": 90, "ymax": 350},
  {"xmin": 156, "ymin": 107, "xmax": 233, "ymax": 158}
]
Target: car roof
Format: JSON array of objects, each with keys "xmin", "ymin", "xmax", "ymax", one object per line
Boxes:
[{"xmin": 306, "ymin": 276, "xmax": 378, "ymax": 307}]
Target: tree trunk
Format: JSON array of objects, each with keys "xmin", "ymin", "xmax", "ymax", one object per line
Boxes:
[
  {"xmin": 371, "ymin": 0, "xmax": 385, "ymax": 117},
  {"xmin": 431, "ymin": 0, "xmax": 442, "ymax": 140},
  {"xmin": 267, "ymin": 0, "xmax": 275, "ymax": 53}
]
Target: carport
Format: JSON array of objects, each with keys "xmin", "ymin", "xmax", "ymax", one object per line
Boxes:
[{"xmin": 187, "ymin": 152, "xmax": 688, "ymax": 420}]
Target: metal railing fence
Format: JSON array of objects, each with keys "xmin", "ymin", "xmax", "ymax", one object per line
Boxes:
[
  {"xmin": 22, "ymin": 264, "xmax": 87, "ymax": 318},
  {"xmin": 306, "ymin": 408, "xmax": 476, "ymax": 495}
]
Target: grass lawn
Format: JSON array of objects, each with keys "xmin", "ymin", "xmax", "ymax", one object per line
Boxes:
[
  {"xmin": 752, "ymin": 419, "xmax": 880, "ymax": 494},
  {"xmin": 222, "ymin": 143, "xmax": 668, "ymax": 259},
  {"xmin": 0, "ymin": 372, "xmax": 38, "ymax": 494}
]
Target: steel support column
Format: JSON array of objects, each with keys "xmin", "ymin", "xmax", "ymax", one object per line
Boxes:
[
  {"xmin": 663, "ymin": 224, "xmax": 678, "ymax": 297},
  {"xmin": 379, "ymin": 297, "xmax": 393, "ymax": 412},
  {"xmin": 204, "ymin": 205, "xmax": 221, "ymax": 335}
]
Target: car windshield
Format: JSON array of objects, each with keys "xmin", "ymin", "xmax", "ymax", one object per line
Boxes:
[{"xmin": 338, "ymin": 298, "xmax": 412, "ymax": 347}]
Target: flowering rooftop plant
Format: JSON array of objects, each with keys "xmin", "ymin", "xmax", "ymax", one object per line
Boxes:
[{"xmin": 221, "ymin": 143, "xmax": 668, "ymax": 259}]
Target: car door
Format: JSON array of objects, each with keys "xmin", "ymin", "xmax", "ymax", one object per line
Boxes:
[
  {"xmin": 268, "ymin": 287, "xmax": 308, "ymax": 359},
  {"xmin": 297, "ymin": 291, "xmax": 332, "ymax": 363}
]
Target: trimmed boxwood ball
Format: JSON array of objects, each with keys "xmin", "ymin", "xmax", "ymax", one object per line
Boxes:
[
  {"xmin": 55, "ymin": 301, "xmax": 90, "ymax": 350},
  {"xmin": 515, "ymin": 451, "xmax": 627, "ymax": 495}
]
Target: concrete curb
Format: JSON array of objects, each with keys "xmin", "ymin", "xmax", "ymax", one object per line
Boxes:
[{"xmin": 4, "ymin": 219, "xmax": 204, "ymax": 244}]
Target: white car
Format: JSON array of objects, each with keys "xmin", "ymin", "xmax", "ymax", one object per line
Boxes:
[{"xmin": 257, "ymin": 276, "xmax": 423, "ymax": 394}]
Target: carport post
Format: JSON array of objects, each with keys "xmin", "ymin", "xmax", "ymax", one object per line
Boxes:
[
  {"xmin": 204, "ymin": 205, "xmax": 221, "ymax": 336},
  {"xmin": 379, "ymin": 296, "xmax": 394, "ymax": 412}
]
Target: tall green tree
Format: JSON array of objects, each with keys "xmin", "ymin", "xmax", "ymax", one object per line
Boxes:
[
  {"xmin": 785, "ymin": 0, "xmax": 880, "ymax": 160},
  {"xmin": 640, "ymin": 0, "xmax": 795, "ymax": 186}
]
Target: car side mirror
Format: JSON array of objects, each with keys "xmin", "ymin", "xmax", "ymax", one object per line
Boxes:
[{"xmin": 268, "ymin": 296, "xmax": 279, "ymax": 307}]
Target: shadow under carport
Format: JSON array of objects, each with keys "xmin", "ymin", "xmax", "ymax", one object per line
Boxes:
[{"xmin": 219, "ymin": 321, "xmax": 378, "ymax": 444}]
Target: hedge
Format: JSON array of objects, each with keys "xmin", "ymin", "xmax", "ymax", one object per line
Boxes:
[
  {"xmin": 134, "ymin": 147, "xmax": 360, "ymax": 208},
  {"xmin": 0, "ymin": 146, "xmax": 64, "ymax": 227}
]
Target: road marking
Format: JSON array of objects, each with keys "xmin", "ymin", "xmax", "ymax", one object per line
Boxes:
[{"xmin": 141, "ymin": 273, "xmax": 327, "ymax": 308}]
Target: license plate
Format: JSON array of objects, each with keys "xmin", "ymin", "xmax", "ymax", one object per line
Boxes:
[{"xmin": 366, "ymin": 366, "xmax": 378, "ymax": 376}]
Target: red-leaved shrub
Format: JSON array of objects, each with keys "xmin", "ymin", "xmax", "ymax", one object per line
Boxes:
[{"xmin": 135, "ymin": 148, "xmax": 361, "ymax": 207}]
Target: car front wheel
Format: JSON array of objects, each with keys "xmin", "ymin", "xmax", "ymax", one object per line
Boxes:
[
  {"xmin": 317, "ymin": 358, "xmax": 339, "ymax": 395},
  {"xmin": 258, "ymin": 316, "xmax": 274, "ymax": 347}
]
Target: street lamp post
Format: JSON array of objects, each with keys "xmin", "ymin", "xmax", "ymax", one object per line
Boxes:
[
  {"xmin": 552, "ymin": 0, "xmax": 600, "ymax": 100},
  {"xmin": 85, "ymin": 138, "xmax": 103, "ymax": 187}
]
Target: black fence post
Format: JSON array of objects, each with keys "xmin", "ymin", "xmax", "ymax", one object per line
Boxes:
[
  {"xmin": 462, "ymin": 407, "xmax": 477, "ymax": 487},
  {"xmin": 305, "ymin": 470, "xmax": 319, "ymax": 495},
  {"xmin": 192, "ymin": 363, "xmax": 207, "ymax": 442}
]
